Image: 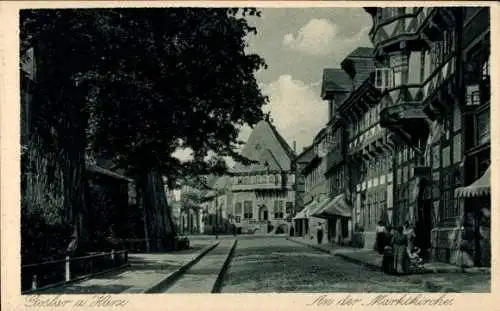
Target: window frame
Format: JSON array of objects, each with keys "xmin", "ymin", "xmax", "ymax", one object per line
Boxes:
[
  {"xmin": 243, "ymin": 201, "xmax": 253, "ymax": 219},
  {"xmin": 375, "ymin": 68, "xmax": 395, "ymax": 90}
]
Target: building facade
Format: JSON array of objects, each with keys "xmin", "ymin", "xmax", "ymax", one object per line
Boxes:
[
  {"xmin": 364, "ymin": 7, "xmax": 490, "ymax": 266},
  {"xmin": 202, "ymin": 176, "xmax": 233, "ymax": 234},
  {"xmin": 229, "ymin": 117, "xmax": 297, "ymax": 235},
  {"xmin": 292, "ymin": 145, "xmax": 315, "ymax": 237}
]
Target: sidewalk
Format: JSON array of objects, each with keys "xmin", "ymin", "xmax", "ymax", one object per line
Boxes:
[
  {"xmin": 164, "ymin": 239, "xmax": 237, "ymax": 293},
  {"xmin": 37, "ymin": 240, "xmax": 219, "ymax": 294},
  {"xmin": 287, "ymin": 237, "xmax": 490, "ymax": 292}
]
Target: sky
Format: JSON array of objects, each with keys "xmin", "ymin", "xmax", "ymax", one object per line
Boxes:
[{"xmin": 173, "ymin": 7, "xmax": 373, "ymax": 167}]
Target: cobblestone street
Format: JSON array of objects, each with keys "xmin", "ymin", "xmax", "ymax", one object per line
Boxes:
[{"xmin": 220, "ymin": 237, "xmax": 489, "ymax": 293}]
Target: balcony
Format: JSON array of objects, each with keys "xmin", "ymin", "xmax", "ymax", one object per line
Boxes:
[
  {"xmin": 370, "ymin": 8, "xmax": 456, "ymax": 58},
  {"xmin": 370, "ymin": 8, "xmax": 428, "ymax": 56},
  {"xmin": 380, "ymin": 101, "xmax": 429, "ymax": 146},
  {"xmin": 347, "ymin": 125, "xmax": 392, "ymax": 163}
]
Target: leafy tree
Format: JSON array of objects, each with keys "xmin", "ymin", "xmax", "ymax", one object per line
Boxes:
[
  {"xmin": 21, "ymin": 8, "xmax": 267, "ymax": 252},
  {"xmin": 20, "ymin": 10, "xmax": 123, "ymax": 253}
]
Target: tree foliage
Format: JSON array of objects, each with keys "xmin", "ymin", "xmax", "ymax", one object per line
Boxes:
[{"xmin": 21, "ymin": 8, "xmax": 268, "ymax": 252}]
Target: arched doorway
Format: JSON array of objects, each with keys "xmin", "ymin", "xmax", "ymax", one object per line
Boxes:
[{"xmin": 259, "ymin": 205, "xmax": 269, "ymax": 221}]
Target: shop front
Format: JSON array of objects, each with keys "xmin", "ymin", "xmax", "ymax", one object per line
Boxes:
[
  {"xmin": 310, "ymin": 193, "xmax": 352, "ymax": 245},
  {"xmin": 454, "ymin": 166, "xmax": 490, "ymax": 267}
]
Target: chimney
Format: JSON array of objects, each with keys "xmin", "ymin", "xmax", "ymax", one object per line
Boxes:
[{"xmin": 293, "ymin": 141, "xmax": 297, "ymax": 152}]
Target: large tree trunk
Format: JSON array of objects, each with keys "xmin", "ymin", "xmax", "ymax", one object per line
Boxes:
[
  {"xmin": 136, "ymin": 165, "xmax": 177, "ymax": 252},
  {"xmin": 22, "ymin": 133, "xmax": 65, "ymax": 224},
  {"xmin": 59, "ymin": 88, "xmax": 89, "ymax": 255}
]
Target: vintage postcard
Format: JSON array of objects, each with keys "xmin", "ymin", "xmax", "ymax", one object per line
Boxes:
[{"xmin": 0, "ymin": 1, "xmax": 498, "ymax": 311}]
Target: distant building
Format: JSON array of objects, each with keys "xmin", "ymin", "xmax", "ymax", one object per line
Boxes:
[
  {"xmin": 292, "ymin": 134, "xmax": 329, "ymax": 243},
  {"xmin": 228, "ymin": 117, "xmax": 297, "ymax": 235},
  {"xmin": 179, "ymin": 183, "xmax": 204, "ymax": 234},
  {"xmin": 201, "ymin": 175, "xmax": 232, "ymax": 234}
]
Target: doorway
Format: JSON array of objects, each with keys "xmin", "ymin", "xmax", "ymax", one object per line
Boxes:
[
  {"xmin": 259, "ymin": 205, "xmax": 269, "ymax": 221},
  {"xmin": 416, "ymin": 198, "xmax": 432, "ymax": 261}
]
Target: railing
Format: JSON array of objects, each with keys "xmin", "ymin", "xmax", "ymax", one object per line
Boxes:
[{"xmin": 21, "ymin": 249, "xmax": 129, "ymax": 294}]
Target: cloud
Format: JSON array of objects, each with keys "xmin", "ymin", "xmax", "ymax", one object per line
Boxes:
[
  {"xmin": 172, "ymin": 76, "xmax": 326, "ymax": 167},
  {"xmin": 261, "ymin": 75, "xmax": 328, "ymax": 153},
  {"xmin": 283, "ymin": 18, "xmax": 371, "ymax": 59}
]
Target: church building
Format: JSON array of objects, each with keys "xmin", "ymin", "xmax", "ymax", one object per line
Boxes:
[{"xmin": 229, "ymin": 116, "xmax": 297, "ymax": 234}]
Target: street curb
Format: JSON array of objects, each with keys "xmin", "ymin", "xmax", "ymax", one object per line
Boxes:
[
  {"xmin": 211, "ymin": 239, "xmax": 238, "ymax": 293},
  {"xmin": 24, "ymin": 263, "xmax": 131, "ymax": 294},
  {"xmin": 287, "ymin": 238, "xmax": 490, "ymax": 275},
  {"xmin": 142, "ymin": 241, "xmax": 220, "ymax": 293},
  {"xmin": 286, "ymin": 237, "xmax": 333, "ymax": 255}
]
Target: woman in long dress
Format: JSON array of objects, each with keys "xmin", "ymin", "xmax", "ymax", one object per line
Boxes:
[
  {"xmin": 391, "ymin": 226, "xmax": 408, "ymax": 274},
  {"xmin": 403, "ymin": 221, "xmax": 416, "ymax": 254},
  {"xmin": 375, "ymin": 221, "xmax": 387, "ymax": 254}
]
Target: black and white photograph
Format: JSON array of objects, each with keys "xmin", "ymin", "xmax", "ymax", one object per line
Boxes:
[{"xmin": 10, "ymin": 4, "xmax": 493, "ymax": 298}]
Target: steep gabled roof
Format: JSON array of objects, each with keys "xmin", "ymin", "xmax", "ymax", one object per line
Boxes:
[
  {"xmin": 231, "ymin": 119, "xmax": 295, "ymax": 174},
  {"xmin": 345, "ymin": 46, "xmax": 374, "ymax": 58},
  {"xmin": 321, "ymin": 68, "xmax": 352, "ymax": 99}
]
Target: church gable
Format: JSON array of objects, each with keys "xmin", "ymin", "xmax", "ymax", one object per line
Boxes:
[{"xmin": 232, "ymin": 119, "xmax": 295, "ymax": 173}]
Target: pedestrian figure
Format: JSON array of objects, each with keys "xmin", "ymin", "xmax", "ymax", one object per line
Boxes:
[
  {"xmin": 316, "ymin": 223, "xmax": 324, "ymax": 245},
  {"xmin": 375, "ymin": 221, "xmax": 387, "ymax": 254},
  {"xmin": 391, "ymin": 226, "xmax": 409, "ymax": 274},
  {"xmin": 403, "ymin": 221, "xmax": 416, "ymax": 254}
]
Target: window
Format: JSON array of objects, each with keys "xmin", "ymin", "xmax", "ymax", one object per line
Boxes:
[
  {"xmin": 442, "ymin": 146, "xmax": 451, "ymax": 168},
  {"xmin": 243, "ymin": 176, "xmax": 249, "ymax": 184},
  {"xmin": 466, "ymin": 85, "xmax": 480, "ymax": 106},
  {"xmin": 441, "ymin": 169, "xmax": 460, "ymax": 220},
  {"xmin": 392, "ymin": 62, "xmax": 409, "ymax": 87},
  {"xmin": 235, "ymin": 202, "xmax": 242, "ymax": 215},
  {"xmin": 420, "ymin": 50, "xmax": 426, "ymax": 83},
  {"xmin": 274, "ymin": 200, "xmax": 284, "ymax": 219},
  {"xmin": 430, "ymin": 42, "xmax": 443, "ymax": 71},
  {"xmin": 477, "ymin": 109, "xmax": 490, "ymax": 145},
  {"xmin": 381, "ymin": 7, "xmax": 400, "ymax": 19},
  {"xmin": 269, "ymin": 174, "xmax": 275, "ymax": 183},
  {"xmin": 250, "ymin": 176, "xmax": 255, "ymax": 184},
  {"xmin": 453, "ymin": 134, "xmax": 462, "ymax": 164},
  {"xmin": 243, "ymin": 201, "xmax": 253, "ymax": 219},
  {"xmin": 375, "ymin": 68, "xmax": 394, "ymax": 90},
  {"xmin": 453, "ymin": 105, "xmax": 462, "ymax": 132},
  {"xmin": 432, "ymin": 145, "xmax": 440, "ymax": 169},
  {"xmin": 286, "ymin": 202, "xmax": 293, "ymax": 214},
  {"xmin": 482, "ymin": 56, "xmax": 490, "ymax": 80},
  {"xmin": 442, "ymin": 30, "xmax": 453, "ymax": 59}
]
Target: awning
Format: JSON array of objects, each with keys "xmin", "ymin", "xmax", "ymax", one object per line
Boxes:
[
  {"xmin": 308, "ymin": 196, "xmax": 331, "ymax": 218},
  {"xmin": 293, "ymin": 207, "xmax": 308, "ymax": 220},
  {"xmin": 312, "ymin": 194, "xmax": 352, "ymax": 218},
  {"xmin": 293, "ymin": 200, "xmax": 315, "ymax": 220},
  {"xmin": 455, "ymin": 167, "xmax": 490, "ymax": 198}
]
